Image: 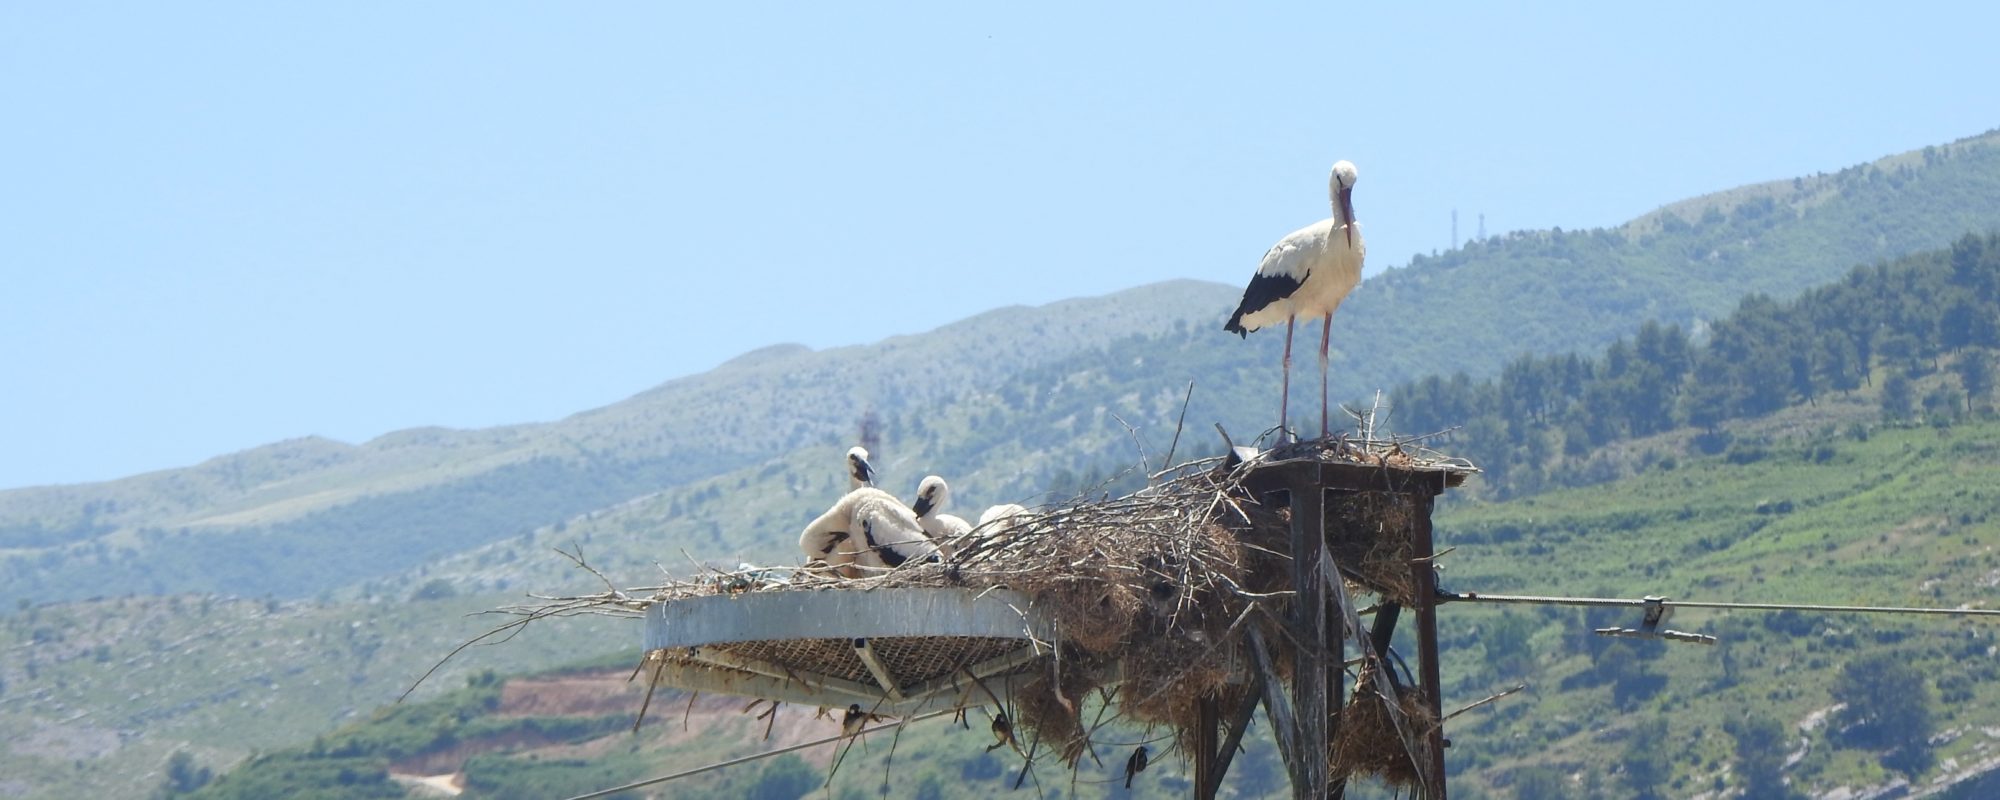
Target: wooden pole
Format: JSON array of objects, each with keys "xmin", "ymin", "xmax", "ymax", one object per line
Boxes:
[
  {"xmin": 1287, "ymin": 463, "xmax": 1330, "ymax": 800},
  {"xmin": 1194, "ymin": 695, "xmax": 1219, "ymax": 800},
  {"xmin": 1369, "ymin": 603, "xmax": 1401, "ymax": 665},
  {"xmin": 1327, "ymin": 563, "xmax": 1345, "ymax": 800},
  {"xmin": 1208, "ymin": 682, "xmax": 1264, "ymax": 799},
  {"xmin": 1411, "ymin": 492, "xmax": 1447, "ymax": 798}
]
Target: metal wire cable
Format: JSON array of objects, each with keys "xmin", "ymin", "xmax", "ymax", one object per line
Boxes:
[{"xmin": 1443, "ymin": 591, "xmax": 2000, "ymax": 617}]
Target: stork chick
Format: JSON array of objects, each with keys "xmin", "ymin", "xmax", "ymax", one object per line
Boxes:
[
  {"xmin": 846, "ymin": 446, "xmax": 876, "ymax": 490},
  {"xmin": 800, "ymin": 488, "xmax": 941, "ymax": 576},
  {"xmin": 976, "ymin": 503, "xmax": 1029, "ymax": 537},
  {"xmin": 910, "ymin": 475, "xmax": 973, "ymax": 541}
]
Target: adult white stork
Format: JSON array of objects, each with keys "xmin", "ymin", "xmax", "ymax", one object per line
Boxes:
[
  {"xmin": 845, "ymin": 446, "xmax": 877, "ymax": 490},
  {"xmin": 910, "ymin": 476, "xmax": 973, "ymax": 540},
  {"xmin": 798, "ymin": 487, "xmax": 942, "ymax": 576},
  {"xmin": 1224, "ymin": 160, "xmax": 1366, "ymax": 438}
]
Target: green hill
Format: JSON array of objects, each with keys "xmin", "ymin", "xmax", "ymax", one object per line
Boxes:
[
  {"xmin": 1434, "ymin": 415, "xmax": 2000, "ymax": 798},
  {"xmin": 10, "ymin": 129, "xmax": 2000, "ymax": 799},
  {"xmin": 123, "ymin": 376, "xmax": 2000, "ymax": 800},
  {"xmin": 0, "ymin": 280, "xmax": 1235, "ymax": 605},
  {"xmin": 10, "ymin": 131, "xmax": 2000, "ymax": 609},
  {"xmin": 158, "ymin": 235, "xmax": 2000, "ymax": 800}
]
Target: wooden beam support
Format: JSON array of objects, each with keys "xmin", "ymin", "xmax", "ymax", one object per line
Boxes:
[
  {"xmin": 1370, "ymin": 603, "xmax": 1402, "ymax": 674},
  {"xmin": 1286, "ymin": 463, "xmax": 1331, "ymax": 800},
  {"xmin": 851, "ymin": 637, "xmax": 906, "ymax": 702},
  {"xmin": 1246, "ymin": 625, "xmax": 1305, "ymax": 789},
  {"xmin": 899, "ymin": 645, "xmax": 1046, "ymax": 702},
  {"xmin": 1207, "ymin": 679, "xmax": 1265, "ymax": 800},
  {"xmin": 1411, "ymin": 492, "xmax": 1448, "ymax": 799},
  {"xmin": 1194, "ymin": 694, "xmax": 1219, "ymax": 800}
]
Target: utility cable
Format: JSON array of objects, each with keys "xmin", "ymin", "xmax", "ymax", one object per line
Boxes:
[{"xmin": 1443, "ymin": 591, "xmax": 2000, "ymax": 617}]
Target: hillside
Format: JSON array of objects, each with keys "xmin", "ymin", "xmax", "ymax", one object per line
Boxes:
[
  {"xmin": 0, "ymin": 591, "xmax": 615, "ymax": 800},
  {"xmin": 178, "ymin": 664, "xmax": 1228, "ymax": 800},
  {"xmin": 1435, "ymin": 414, "xmax": 2000, "ymax": 798},
  {"xmin": 8, "ymin": 130, "xmax": 2000, "ymax": 799},
  {"xmin": 153, "ymin": 235, "xmax": 2000, "ymax": 799},
  {"xmin": 8, "ymin": 131, "xmax": 2000, "ymax": 610},
  {"xmin": 0, "ymin": 281, "xmax": 1233, "ymax": 605},
  {"xmin": 121, "ymin": 388, "xmax": 2000, "ymax": 800}
]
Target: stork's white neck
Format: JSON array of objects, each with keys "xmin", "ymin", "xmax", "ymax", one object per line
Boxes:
[{"xmin": 1329, "ymin": 187, "xmax": 1358, "ymax": 236}]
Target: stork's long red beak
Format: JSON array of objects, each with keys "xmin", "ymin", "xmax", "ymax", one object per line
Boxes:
[{"xmin": 1339, "ymin": 186, "xmax": 1356, "ymax": 248}]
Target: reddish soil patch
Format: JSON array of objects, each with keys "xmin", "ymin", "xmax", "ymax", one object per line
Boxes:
[
  {"xmin": 496, "ymin": 669, "xmax": 649, "ymax": 718},
  {"xmin": 395, "ymin": 670, "xmax": 869, "ymax": 775}
]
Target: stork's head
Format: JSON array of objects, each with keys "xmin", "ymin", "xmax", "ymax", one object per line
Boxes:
[
  {"xmin": 1329, "ymin": 160, "xmax": 1359, "ymax": 246},
  {"xmin": 911, "ymin": 475, "xmax": 950, "ymax": 518},
  {"xmin": 846, "ymin": 446, "xmax": 875, "ymax": 488}
]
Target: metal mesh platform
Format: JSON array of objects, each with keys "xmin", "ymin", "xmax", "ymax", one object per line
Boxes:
[
  {"xmin": 705, "ymin": 634, "xmax": 1028, "ymax": 688},
  {"xmin": 642, "ymin": 587, "xmax": 1056, "ymax": 714}
]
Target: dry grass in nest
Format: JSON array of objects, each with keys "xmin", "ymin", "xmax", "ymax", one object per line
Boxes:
[
  {"xmin": 1041, "ymin": 578, "xmax": 1144, "ymax": 655},
  {"xmin": 1324, "ymin": 492, "xmax": 1420, "ymax": 604},
  {"xmin": 1119, "ymin": 635, "xmax": 1230, "ymax": 731},
  {"xmin": 1331, "ymin": 667, "xmax": 1438, "ymax": 787},
  {"xmin": 891, "ymin": 462, "xmax": 1268, "ymax": 760},
  {"xmin": 1015, "ymin": 664, "xmax": 1098, "ymax": 767}
]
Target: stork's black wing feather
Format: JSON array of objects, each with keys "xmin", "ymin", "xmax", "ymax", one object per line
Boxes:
[
  {"xmin": 862, "ymin": 520, "xmax": 908, "ymax": 568},
  {"xmin": 1223, "ymin": 269, "xmax": 1306, "ymax": 336}
]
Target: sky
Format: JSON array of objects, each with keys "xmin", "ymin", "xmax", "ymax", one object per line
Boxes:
[{"xmin": 4, "ymin": 3, "xmax": 1999, "ymax": 489}]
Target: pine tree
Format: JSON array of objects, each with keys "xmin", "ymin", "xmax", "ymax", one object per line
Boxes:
[
  {"xmin": 1955, "ymin": 348, "xmax": 1994, "ymax": 412},
  {"xmin": 1882, "ymin": 373, "xmax": 1915, "ymax": 421}
]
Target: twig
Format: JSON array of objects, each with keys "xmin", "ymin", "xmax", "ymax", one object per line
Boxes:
[
  {"xmin": 1109, "ymin": 413, "xmax": 1153, "ymax": 480},
  {"xmin": 1163, "ymin": 380, "xmax": 1195, "ymax": 470},
  {"xmin": 1444, "ymin": 684, "xmax": 1528, "ymax": 721},
  {"xmin": 632, "ymin": 656, "xmax": 667, "ymax": 733}
]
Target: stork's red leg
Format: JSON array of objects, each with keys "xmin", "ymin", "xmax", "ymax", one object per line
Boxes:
[
  {"xmin": 1280, "ymin": 316, "xmax": 1295, "ymax": 441},
  {"xmin": 1319, "ymin": 311, "xmax": 1332, "ymax": 437}
]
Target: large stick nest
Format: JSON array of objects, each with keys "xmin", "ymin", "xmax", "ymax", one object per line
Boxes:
[
  {"xmin": 469, "ymin": 436, "xmax": 1473, "ymax": 776},
  {"xmin": 804, "ymin": 437, "xmax": 1462, "ymax": 761}
]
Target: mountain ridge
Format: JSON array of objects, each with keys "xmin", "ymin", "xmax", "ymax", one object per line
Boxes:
[
  {"xmin": 9, "ymin": 131, "xmax": 2000, "ymax": 798},
  {"xmin": 11, "ymin": 131, "xmax": 2000, "ymax": 608}
]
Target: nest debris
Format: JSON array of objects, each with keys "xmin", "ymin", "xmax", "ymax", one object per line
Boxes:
[{"xmin": 1331, "ymin": 666, "xmax": 1439, "ymax": 786}]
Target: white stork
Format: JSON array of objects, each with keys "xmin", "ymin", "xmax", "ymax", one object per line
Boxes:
[
  {"xmin": 1224, "ymin": 160, "xmax": 1366, "ymax": 439},
  {"xmin": 798, "ymin": 487, "xmax": 942, "ymax": 576},
  {"xmin": 846, "ymin": 446, "xmax": 877, "ymax": 490},
  {"xmin": 797, "ymin": 507, "xmax": 858, "ymax": 577},
  {"xmin": 978, "ymin": 503, "xmax": 1027, "ymax": 526},
  {"xmin": 975, "ymin": 503, "xmax": 1030, "ymax": 538},
  {"xmin": 910, "ymin": 475, "xmax": 973, "ymax": 540}
]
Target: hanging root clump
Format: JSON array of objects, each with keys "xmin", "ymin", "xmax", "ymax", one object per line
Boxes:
[{"xmin": 1331, "ymin": 665, "xmax": 1439, "ymax": 787}]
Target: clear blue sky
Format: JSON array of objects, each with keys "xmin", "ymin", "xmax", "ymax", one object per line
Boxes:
[{"xmin": 5, "ymin": 3, "xmax": 1998, "ymax": 489}]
